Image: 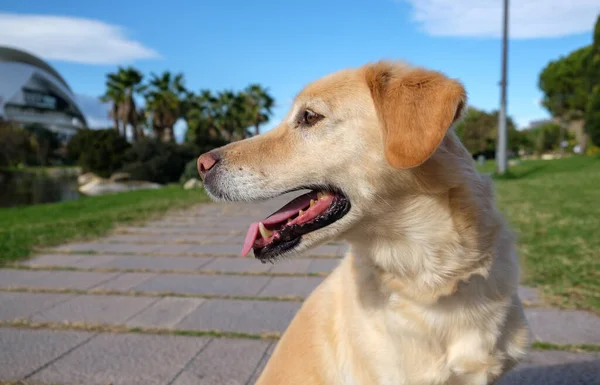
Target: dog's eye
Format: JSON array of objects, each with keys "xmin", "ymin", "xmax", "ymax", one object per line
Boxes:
[{"xmin": 300, "ymin": 109, "xmax": 323, "ymax": 126}]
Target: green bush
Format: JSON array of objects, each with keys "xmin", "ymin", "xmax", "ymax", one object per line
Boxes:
[
  {"xmin": 119, "ymin": 139, "xmax": 199, "ymax": 184},
  {"xmin": 180, "ymin": 158, "xmax": 201, "ymax": 183},
  {"xmin": 585, "ymin": 89, "xmax": 600, "ymax": 147},
  {"xmin": 23, "ymin": 123, "xmax": 61, "ymax": 166},
  {"xmin": 0, "ymin": 121, "xmax": 33, "ymax": 167},
  {"xmin": 67, "ymin": 129, "xmax": 131, "ymax": 177}
]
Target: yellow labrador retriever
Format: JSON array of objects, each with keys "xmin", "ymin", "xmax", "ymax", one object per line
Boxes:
[{"xmin": 197, "ymin": 61, "xmax": 530, "ymax": 385}]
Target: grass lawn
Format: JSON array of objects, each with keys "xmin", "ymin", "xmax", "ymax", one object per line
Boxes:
[
  {"xmin": 479, "ymin": 156, "xmax": 600, "ymax": 313},
  {"xmin": 0, "ymin": 185, "xmax": 208, "ymax": 265}
]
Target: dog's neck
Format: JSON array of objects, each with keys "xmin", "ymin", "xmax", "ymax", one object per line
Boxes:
[{"xmin": 345, "ymin": 180, "xmax": 507, "ymax": 307}]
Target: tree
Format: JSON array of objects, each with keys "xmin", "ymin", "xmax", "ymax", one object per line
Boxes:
[
  {"xmin": 584, "ymin": 15, "xmax": 600, "ymax": 147},
  {"xmin": 584, "ymin": 89, "xmax": 600, "ymax": 147},
  {"xmin": 23, "ymin": 123, "xmax": 60, "ymax": 166},
  {"xmin": 145, "ymin": 71, "xmax": 187, "ymax": 142},
  {"xmin": 0, "ymin": 121, "xmax": 32, "ymax": 167},
  {"xmin": 184, "ymin": 90, "xmax": 226, "ymax": 146},
  {"xmin": 67, "ymin": 129, "xmax": 131, "ymax": 177},
  {"xmin": 243, "ymin": 84, "xmax": 274, "ymax": 136},
  {"xmin": 532, "ymin": 122, "xmax": 566, "ymax": 154},
  {"xmin": 100, "ymin": 81, "xmax": 124, "ymax": 135},
  {"xmin": 539, "ymin": 15, "xmax": 600, "ymax": 151},
  {"xmin": 213, "ymin": 90, "xmax": 253, "ymax": 140},
  {"xmin": 100, "ymin": 67, "xmax": 146, "ymax": 141},
  {"xmin": 454, "ymin": 107, "xmax": 520, "ymax": 157},
  {"xmin": 539, "ymin": 46, "xmax": 592, "ymax": 121}
]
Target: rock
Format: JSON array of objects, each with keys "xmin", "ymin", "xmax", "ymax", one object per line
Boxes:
[
  {"xmin": 77, "ymin": 172, "xmax": 97, "ymax": 186},
  {"xmin": 109, "ymin": 172, "xmax": 131, "ymax": 182},
  {"xmin": 183, "ymin": 178, "xmax": 203, "ymax": 190},
  {"xmin": 78, "ymin": 175, "xmax": 162, "ymax": 196}
]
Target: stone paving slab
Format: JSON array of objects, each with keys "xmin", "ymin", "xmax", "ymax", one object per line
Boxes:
[
  {"xmin": 20, "ymin": 253, "xmax": 342, "ymax": 275},
  {"xmin": 171, "ymin": 338, "xmax": 271, "ymax": 385},
  {"xmin": 200, "ymin": 257, "xmax": 274, "ymax": 273},
  {"xmin": 176, "ymin": 299, "xmax": 301, "ymax": 334},
  {"xmin": 184, "ymin": 243, "xmax": 249, "ymax": 256},
  {"xmin": 0, "ymin": 270, "xmax": 119, "ymax": 290},
  {"xmin": 308, "ymin": 258, "xmax": 342, "ymax": 273},
  {"xmin": 22, "ymin": 253, "xmax": 88, "ymax": 268},
  {"xmin": 22, "ymin": 253, "xmax": 118, "ymax": 269},
  {"xmin": 518, "ymin": 286, "xmax": 541, "ymax": 304},
  {"xmin": 259, "ymin": 276, "xmax": 324, "ymax": 298},
  {"xmin": 53, "ymin": 241, "xmax": 346, "ymax": 258},
  {"xmin": 127, "ymin": 297, "xmax": 205, "ymax": 329},
  {"xmin": 0, "ymin": 328, "xmax": 93, "ymax": 380},
  {"xmin": 93, "ymin": 272, "xmax": 157, "ymax": 291},
  {"xmin": 518, "ymin": 350, "xmax": 600, "ymax": 367},
  {"xmin": 54, "ymin": 242, "xmax": 164, "ymax": 254},
  {"xmin": 102, "ymin": 233, "xmax": 238, "ymax": 244},
  {"xmin": 30, "ymin": 332, "xmax": 209, "ymax": 385},
  {"xmin": 0, "ymin": 292, "xmax": 74, "ymax": 321},
  {"xmin": 31, "ymin": 295, "xmax": 159, "ymax": 324},
  {"xmin": 498, "ymin": 352, "xmax": 600, "ymax": 385},
  {"xmin": 2, "ymin": 327, "xmax": 598, "ymax": 385},
  {"xmin": 96, "ymin": 255, "xmax": 214, "ymax": 271},
  {"xmin": 145, "ymin": 220, "xmax": 249, "ymax": 230},
  {"xmin": 132, "ymin": 273, "xmax": 271, "ymax": 296},
  {"xmin": 524, "ymin": 308, "xmax": 600, "ymax": 345},
  {"xmin": 248, "ymin": 343, "xmax": 277, "ymax": 385},
  {"xmin": 121, "ymin": 226, "xmax": 245, "ymax": 235},
  {"xmin": 269, "ymin": 258, "xmax": 313, "ymax": 274}
]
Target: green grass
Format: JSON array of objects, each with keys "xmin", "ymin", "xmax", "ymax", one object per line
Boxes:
[
  {"xmin": 478, "ymin": 156, "xmax": 600, "ymax": 312},
  {"xmin": 0, "ymin": 185, "xmax": 208, "ymax": 265}
]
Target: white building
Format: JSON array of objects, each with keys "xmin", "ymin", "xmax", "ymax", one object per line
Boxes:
[{"xmin": 0, "ymin": 46, "xmax": 87, "ymax": 141}]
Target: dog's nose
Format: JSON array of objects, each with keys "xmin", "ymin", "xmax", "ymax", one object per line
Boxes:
[{"xmin": 197, "ymin": 151, "xmax": 220, "ymax": 179}]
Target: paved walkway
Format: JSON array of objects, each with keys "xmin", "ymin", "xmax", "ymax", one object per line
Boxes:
[{"xmin": 1, "ymin": 193, "xmax": 599, "ymax": 385}]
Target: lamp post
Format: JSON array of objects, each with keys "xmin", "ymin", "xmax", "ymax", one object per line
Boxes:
[{"xmin": 496, "ymin": 0, "xmax": 509, "ymax": 174}]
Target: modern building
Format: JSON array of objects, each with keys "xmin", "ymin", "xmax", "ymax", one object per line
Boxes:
[{"xmin": 0, "ymin": 46, "xmax": 87, "ymax": 141}]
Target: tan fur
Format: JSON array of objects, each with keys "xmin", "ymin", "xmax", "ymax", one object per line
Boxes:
[{"xmin": 200, "ymin": 60, "xmax": 531, "ymax": 385}]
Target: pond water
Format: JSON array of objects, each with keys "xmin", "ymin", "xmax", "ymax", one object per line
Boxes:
[{"xmin": 0, "ymin": 170, "xmax": 80, "ymax": 208}]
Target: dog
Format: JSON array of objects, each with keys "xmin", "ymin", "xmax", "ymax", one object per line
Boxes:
[{"xmin": 197, "ymin": 61, "xmax": 531, "ymax": 385}]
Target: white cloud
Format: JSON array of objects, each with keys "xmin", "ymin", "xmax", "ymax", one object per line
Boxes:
[
  {"xmin": 402, "ymin": 0, "xmax": 600, "ymax": 39},
  {"xmin": 0, "ymin": 13, "xmax": 160, "ymax": 64}
]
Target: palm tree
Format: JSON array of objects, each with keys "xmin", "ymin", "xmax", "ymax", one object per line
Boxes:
[
  {"xmin": 100, "ymin": 74, "xmax": 124, "ymax": 135},
  {"xmin": 144, "ymin": 72, "xmax": 187, "ymax": 142},
  {"xmin": 244, "ymin": 84, "xmax": 274, "ymax": 136},
  {"xmin": 213, "ymin": 90, "xmax": 254, "ymax": 141},
  {"xmin": 100, "ymin": 67, "xmax": 145, "ymax": 141},
  {"xmin": 184, "ymin": 90, "xmax": 220, "ymax": 142}
]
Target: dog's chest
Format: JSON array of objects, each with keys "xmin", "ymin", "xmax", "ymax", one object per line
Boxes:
[{"xmin": 355, "ymin": 298, "xmax": 502, "ymax": 385}]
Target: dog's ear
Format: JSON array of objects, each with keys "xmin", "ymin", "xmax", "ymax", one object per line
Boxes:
[{"xmin": 365, "ymin": 62, "xmax": 466, "ymax": 169}]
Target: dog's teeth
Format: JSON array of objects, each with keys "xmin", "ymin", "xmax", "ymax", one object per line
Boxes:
[
  {"xmin": 310, "ymin": 199, "xmax": 315, "ymax": 207},
  {"xmin": 317, "ymin": 192, "xmax": 324, "ymax": 200},
  {"xmin": 299, "ymin": 209, "xmax": 305, "ymax": 216},
  {"xmin": 287, "ymin": 219, "xmax": 292, "ymax": 224},
  {"xmin": 258, "ymin": 222, "xmax": 273, "ymax": 239}
]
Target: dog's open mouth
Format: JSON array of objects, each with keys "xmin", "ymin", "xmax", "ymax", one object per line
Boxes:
[{"xmin": 241, "ymin": 189, "xmax": 350, "ymax": 261}]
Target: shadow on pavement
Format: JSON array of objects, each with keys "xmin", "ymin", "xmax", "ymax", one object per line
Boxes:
[{"xmin": 498, "ymin": 359, "xmax": 600, "ymax": 385}]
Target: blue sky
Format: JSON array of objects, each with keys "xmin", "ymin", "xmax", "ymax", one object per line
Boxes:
[{"xmin": 1, "ymin": 0, "xmax": 599, "ymax": 141}]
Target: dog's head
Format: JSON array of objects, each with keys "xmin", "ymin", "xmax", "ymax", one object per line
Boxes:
[{"xmin": 197, "ymin": 61, "xmax": 468, "ymax": 261}]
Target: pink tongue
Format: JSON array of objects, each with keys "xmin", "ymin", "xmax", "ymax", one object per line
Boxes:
[
  {"xmin": 240, "ymin": 222, "xmax": 259, "ymax": 258},
  {"xmin": 261, "ymin": 192, "xmax": 316, "ymax": 226},
  {"xmin": 240, "ymin": 192, "xmax": 316, "ymax": 257}
]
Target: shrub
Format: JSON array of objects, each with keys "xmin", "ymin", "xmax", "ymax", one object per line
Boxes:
[
  {"xmin": 180, "ymin": 158, "xmax": 201, "ymax": 183},
  {"xmin": 67, "ymin": 129, "xmax": 131, "ymax": 177},
  {"xmin": 23, "ymin": 123, "xmax": 61, "ymax": 166},
  {"xmin": 584, "ymin": 89, "xmax": 600, "ymax": 147},
  {"xmin": 0, "ymin": 121, "xmax": 34, "ymax": 167},
  {"xmin": 119, "ymin": 139, "xmax": 199, "ymax": 184}
]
